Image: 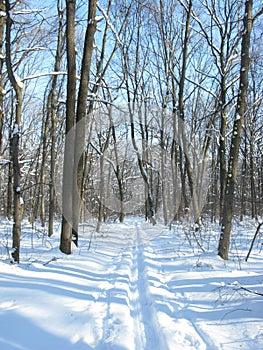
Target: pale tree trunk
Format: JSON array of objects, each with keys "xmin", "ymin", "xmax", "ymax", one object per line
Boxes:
[
  {"xmin": 218, "ymin": 0, "xmax": 254, "ymax": 260},
  {"xmin": 72, "ymin": 0, "xmax": 97, "ymax": 245},
  {"xmin": 139, "ymin": 103, "xmax": 156, "ymax": 224},
  {"xmin": 95, "ymin": 125, "xmax": 111, "ymax": 233},
  {"xmin": 7, "ymin": 158, "xmax": 13, "ymax": 220},
  {"xmin": 29, "ymin": 119, "xmax": 45, "ymax": 225},
  {"xmin": 7, "ymin": 114, "xmax": 13, "ymax": 221},
  {"xmin": 48, "ymin": 2, "xmax": 64, "ymax": 237},
  {"xmin": 60, "ymin": 0, "xmax": 76, "ymax": 254},
  {"xmin": 39, "ymin": 111, "xmax": 49, "ymax": 227},
  {"xmin": 96, "ymin": 156, "xmax": 105, "ymax": 233},
  {"xmin": 110, "ymin": 111, "xmax": 125, "ymax": 223},
  {"xmin": 5, "ymin": 0, "xmax": 24, "ymax": 263},
  {"xmin": 219, "ymin": 76, "xmax": 228, "ymax": 220},
  {"xmin": 171, "ymin": 79, "xmax": 186, "ymax": 222},
  {"xmin": 161, "ymin": 114, "xmax": 168, "ymax": 226},
  {"xmin": 240, "ymin": 138, "xmax": 247, "ymax": 221},
  {"xmin": 177, "ymin": 0, "xmax": 202, "ymax": 226},
  {"xmin": 249, "ymin": 129, "xmax": 257, "ymax": 219}
]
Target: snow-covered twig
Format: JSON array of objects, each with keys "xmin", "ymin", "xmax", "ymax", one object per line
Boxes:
[
  {"xmin": 239, "ymin": 286, "xmax": 263, "ymax": 297},
  {"xmin": 21, "ymin": 71, "xmax": 67, "ymax": 82},
  {"xmin": 96, "ymin": 2, "xmax": 122, "ymax": 46},
  {"xmin": 43, "ymin": 257, "xmax": 60, "ymax": 266}
]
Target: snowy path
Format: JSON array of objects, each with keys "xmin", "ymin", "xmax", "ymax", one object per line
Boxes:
[
  {"xmin": 131, "ymin": 221, "xmax": 207, "ymax": 350},
  {"xmin": 0, "ymin": 217, "xmax": 263, "ymax": 349},
  {"xmin": 129, "ymin": 222, "xmax": 167, "ymax": 350}
]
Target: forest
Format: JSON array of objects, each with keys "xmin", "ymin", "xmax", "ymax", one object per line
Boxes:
[{"xmin": 0, "ymin": 0, "xmax": 262, "ymax": 263}]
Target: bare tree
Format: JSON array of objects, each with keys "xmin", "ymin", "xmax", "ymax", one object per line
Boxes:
[
  {"xmin": 192, "ymin": 0, "xmax": 243, "ymax": 220},
  {"xmin": 71, "ymin": 0, "xmax": 97, "ymax": 245},
  {"xmin": 60, "ymin": 0, "xmax": 76, "ymax": 254},
  {"xmin": 5, "ymin": 0, "xmax": 24, "ymax": 263},
  {"xmin": 121, "ymin": 2, "xmax": 157, "ymax": 224},
  {"xmin": 0, "ymin": 0, "xmax": 5, "ymax": 154},
  {"xmin": 48, "ymin": 1, "xmax": 65, "ymax": 236},
  {"xmin": 218, "ymin": 0, "xmax": 261, "ymax": 260}
]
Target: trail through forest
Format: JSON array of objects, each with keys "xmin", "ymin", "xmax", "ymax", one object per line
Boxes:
[{"xmin": 0, "ymin": 217, "xmax": 262, "ymax": 349}]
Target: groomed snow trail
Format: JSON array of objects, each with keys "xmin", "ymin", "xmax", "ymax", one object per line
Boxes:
[
  {"xmin": 1, "ymin": 218, "xmax": 262, "ymax": 350},
  {"xmin": 129, "ymin": 220, "xmax": 207, "ymax": 350},
  {"xmin": 94, "ymin": 219, "xmax": 168, "ymax": 349},
  {"xmin": 129, "ymin": 221, "xmax": 168, "ymax": 350}
]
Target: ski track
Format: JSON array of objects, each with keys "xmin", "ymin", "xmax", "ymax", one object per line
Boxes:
[
  {"xmin": 81, "ymin": 219, "xmax": 212, "ymax": 350},
  {"xmin": 1, "ymin": 218, "xmax": 262, "ymax": 349},
  {"xmin": 131, "ymin": 221, "xmax": 207, "ymax": 350},
  {"xmin": 129, "ymin": 221, "xmax": 167, "ymax": 350},
  {"xmin": 97, "ymin": 220, "xmax": 168, "ymax": 349}
]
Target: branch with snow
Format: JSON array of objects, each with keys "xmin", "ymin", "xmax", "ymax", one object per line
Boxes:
[
  {"xmin": 21, "ymin": 71, "xmax": 67, "ymax": 82},
  {"xmin": 96, "ymin": 2, "xmax": 122, "ymax": 46}
]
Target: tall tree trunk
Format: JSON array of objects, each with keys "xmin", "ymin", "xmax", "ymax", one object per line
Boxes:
[
  {"xmin": 5, "ymin": 0, "xmax": 24, "ymax": 263},
  {"xmin": 72, "ymin": 0, "xmax": 97, "ymax": 244},
  {"xmin": 49, "ymin": 2, "xmax": 64, "ymax": 237},
  {"xmin": 218, "ymin": 0, "xmax": 254, "ymax": 260},
  {"xmin": 249, "ymin": 137, "xmax": 257, "ymax": 218},
  {"xmin": 219, "ymin": 75, "xmax": 227, "ymax": 220},
  {"xmin": 96, "ymin": 151, "xmax": 106, "ymax": 233},
  {"xmin": 0, "ymin": 0, "xmax": 5, "ymax": 154},
  {"xmin": 7, "ymin": 155, "xmax": 13, "ymax": 220},
  {"xmin": 29, "ymin": 120, "xmax": 45, "ymax": 225},
  {"xmin": 108, "ymin": 101, "xmax": 125, "ymax": 223},
  {"xmin": 177, "ymin": 0, "xmax": 202, "ymax": 225},
  {"xmin": 60, "ymin": 0, "xmax": 76, "ymax": 254},
  {"xmin": 240, "ymin": 142, "xmax": 247, "ymax": 221},
  {"xmin": 40, "ymin": 112, "xmax": 49, "ymax": 227}
]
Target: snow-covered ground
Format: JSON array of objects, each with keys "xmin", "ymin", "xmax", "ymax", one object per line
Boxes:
[{"xmin": 0, "ymin": 217, "xmax": 262, "ymax": 350}]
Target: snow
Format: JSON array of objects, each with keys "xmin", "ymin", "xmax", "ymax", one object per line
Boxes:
[
  {"xmin": 95, "ymin": 16, "xmax": 104, "ymax": 22},
  {"xmin": 12, "ymin": 124, "xmax": 19, "ymax": 137},
  {"xmin": 0, "ymin": 217, "xmax": 262, "ymax": 350},
  {"xmin": 14, "ymin": 75, "xmax": 24, "ymax": 89}
]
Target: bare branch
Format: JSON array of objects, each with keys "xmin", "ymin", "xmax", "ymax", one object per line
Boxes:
[{"xmin": 21, "ymin": 71, "xmax": 67, "ymax": 82}]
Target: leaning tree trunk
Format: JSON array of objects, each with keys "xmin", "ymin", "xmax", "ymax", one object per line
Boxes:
[
  {"xmin": 218, "ymin": 0, "xmax": 253, "ymax": 260},
  {"xmin": 5, "ymin": 0, "xmax": 24, "ymax": 263}
]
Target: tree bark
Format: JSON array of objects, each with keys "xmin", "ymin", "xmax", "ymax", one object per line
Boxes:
[
  {"xmin": 0, "ymin": 0, "xmax": 5, "ymax": 154},
  {"xmin": 177, "ymin": 0, "xmax": 202, "ymax": 225},
  {"xmin": 218, "ymin": 0, "xmax": 253, "ymax": 260},
  {"xmin": 5, "ymin": 0, "xmax": 24, "ymax": 263},
  {"xmin": 48, "ymin": 2, "xmax": 64, "ymax": 237},
  {"xmin": 60, "ymin": 0, "xmax": 76, "ymax": 254},
  {"xmin": 72, "ymin": 0, "xmax": 97, "ymax": 244}
]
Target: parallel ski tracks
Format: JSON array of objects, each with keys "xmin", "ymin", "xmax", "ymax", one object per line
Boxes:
[{"xmin": 129, "ymin": 221, "xmax": 167, "ymax": 350}]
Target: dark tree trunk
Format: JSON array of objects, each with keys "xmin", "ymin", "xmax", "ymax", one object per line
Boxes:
[
  {"xmin": 60, "ymin": 0, "xmax": 76, "ymax": 254},
  {"xmin": 0, "ymin": 0, "xmax": 5, "ymax": 153},
  {"xmin": 218, "ymin": 0, "xmax": 253, "ymax": 260},
  {"xmin": 5, "ymin": 0, "xmax": 24, "ymax": 263}
]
